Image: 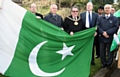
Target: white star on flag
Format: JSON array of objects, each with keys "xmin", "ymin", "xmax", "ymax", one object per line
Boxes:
[{"xmin": 56, "ymin": 43, "xmax": 75, "ymax": 60}]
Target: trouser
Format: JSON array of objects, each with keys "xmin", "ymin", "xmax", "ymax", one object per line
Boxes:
[
  {"xmin": 95, "ymin": 35, "xmax": 100, "ymax": 57},
  {"xmin": 100, "ymin": 43, "xmax": 114, "ymax": 66}
]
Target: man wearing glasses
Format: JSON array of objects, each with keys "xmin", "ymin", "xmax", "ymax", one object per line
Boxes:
[
  {"xmin": 80, "ymin": 2, "xmax": 98, "ymax": 65},
  {"xmin": 63, "ymin": 6, "xmax": 86, "ymax": 35}
]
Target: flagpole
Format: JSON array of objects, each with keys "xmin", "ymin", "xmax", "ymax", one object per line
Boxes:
[{"xmin": 0, "ymin": 0, "xmax": 3, "ymax": 10}]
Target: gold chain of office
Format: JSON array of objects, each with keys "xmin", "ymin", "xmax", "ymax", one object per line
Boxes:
[{"xmin": 67, "ymin": 16, "xmax": 81, "ymax": 26}]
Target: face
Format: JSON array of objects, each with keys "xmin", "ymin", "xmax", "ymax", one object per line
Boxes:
[
  {"xmin": 86, "ymin": 2, "xmax": 93, "ymax": 11},
  {"xmin": 104, "ymin": 6, "xmax": 111, "ymax": 14},
  {"xmin": 111, "ymin": 8, "xmax": 115, "ymax": 14},
  {"xmin": 71, "ymin": 8, "xmax": 79, "ymax": 18},
  {"xmin": 98, "ymin": 9, "xmax": 104, "ymax": 15},
  {"xmin": 50, "ymin": 5, "xmax": 57, "ymax": 14},
  {"xmin": 30, "ymin": 4, "xmax": 36, "ymax": 13}
]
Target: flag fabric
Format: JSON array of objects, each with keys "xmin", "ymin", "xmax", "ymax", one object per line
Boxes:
[
  {"xmin": 110, "ymin": 10, "xmax": 120, "ymax": 52},
  {"xmin": 0, "ymin": 0, "xmax": 95, "ymax": 77},
  {"xmin": 114, "ymin": 10, "xmax": 120, "ymax": 17}
]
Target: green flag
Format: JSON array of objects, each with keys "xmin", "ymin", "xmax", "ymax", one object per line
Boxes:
[
  {"xmin": 110, "ymin": 10, "xmax": 120, "ymax": 52},
  {"xmin": 0, "ymin": 0, "xmax": 95, "ymax": 77}
]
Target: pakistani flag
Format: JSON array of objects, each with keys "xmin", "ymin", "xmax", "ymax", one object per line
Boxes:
[
  {"xmin": 110, "ymin": 10, "xmax": 120, "ymax": 52},
  {"xmin": 0, "ymin": 0, "xmax": 95, "ymax": 77}
]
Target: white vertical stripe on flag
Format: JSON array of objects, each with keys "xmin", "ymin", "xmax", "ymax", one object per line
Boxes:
[{"xmin": 0, "ymin": 0, "xmax": 26, "ymax": 74}]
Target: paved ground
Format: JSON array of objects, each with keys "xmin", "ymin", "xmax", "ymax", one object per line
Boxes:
[{"xmin": 110, "ymin": 68, "xmax": 120, "ymax": 77}]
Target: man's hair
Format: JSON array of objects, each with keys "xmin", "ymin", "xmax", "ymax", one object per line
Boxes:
[
  {"xmin": 98, "ymin": 6, "xmax": 104, "ymax": 10},
  {"xmin": 71, "ymin": 6, "xmax": 79, "ymax": 12},
  {"xmin": 30, "ymin": 3, "xmax": 36, "ymax": 8},
  {"xmin": 50, "ymin": 4, "xmax": 57, "ymax": 9},
  {"xmin": 104, "ymin": 4, "xmax": 112, "ymax": 9},
  {"xmin": 87, "ymin": 2, "xmax": 93, "ymax": 6}
]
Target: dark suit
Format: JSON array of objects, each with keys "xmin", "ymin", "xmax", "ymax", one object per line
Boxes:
[
  {"xmin": 97, "ymin": 14, "xmax": 119, "ymax": 67},
  {"xmin": 118, "ymin": 17, "xmax": 120, "ymax": 25},
  {"xmin": 35, "ymin": 12, "xmax": 43, "ymax": 19},
  {"xmin": 44, "ymin": 13, "xmax": 63, "ymax": 28},
  {"xmin": 80, "ymin": 12, "xmax": 98, "ymax": 28},
  {"xmin": 63, "ymin": 15, "xmax": 86, "ymax": 34},
  {"xmin": 80, "ymin": 11, "xmax": 98, "ymax": 65}
]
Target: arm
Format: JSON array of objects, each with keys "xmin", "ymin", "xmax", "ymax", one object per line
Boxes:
[
  {"xmin": 106, "ymin": 17, "xmax": 119, "ymax": 35},
  {"xmin": 63, "ymin": 18, "xmax": 70, "ymax": 34},
  {"xmin": 97, "ymin": 17, "xmax": 104, "ymax": 34}
]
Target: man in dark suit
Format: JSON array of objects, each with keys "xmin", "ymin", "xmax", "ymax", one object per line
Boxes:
[
  {"xmin": 97, "ymin": 4, "xmax": 119, "ymax": 68},
  {"xmin": 80, "ymin": 2, "xmax": 98, "ymax": 65},
  {"xmin": 44, "ymin": 4, "xmax": 63, "ymax": 28},
  {"xmin": 63, "ymin": 6, "xmax": 86, "ymax": 35},
  {"xmin": 95, "ymin": 6, "xmax": 104, "ymax": 59},
  {"xmin": 30, "ymin": 3, "xmax": 43, "ymax": 19}
]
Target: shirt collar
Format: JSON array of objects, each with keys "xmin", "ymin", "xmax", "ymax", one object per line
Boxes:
[{"xmin": 105, "ymin": 14, "xmax": 110, "ymax": 17}]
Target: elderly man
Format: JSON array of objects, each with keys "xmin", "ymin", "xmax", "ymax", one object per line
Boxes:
[
  {"xmin": 63, "ymin": 6, "xmax": 86, "ymax": 35},
  {"xmin": 44, "ymin": 4, "xmax": 63, "ymax": 28},
  {"xmin": 80, "ymin": 2, "xmax": 98, "ymax": 65},
  {"xmin": 97, "ymin": 4, "xmax": 119, "ymax": 68},
  {"xmin": 30, "ymin": 3, "xmax": 43, "ymax": 19}
]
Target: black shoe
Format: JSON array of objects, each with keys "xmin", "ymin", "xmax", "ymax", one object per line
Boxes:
[
  {"xmin": 101, "ymin": 64, "xmax": 106, "ymax": 68},
  {"xmin": 107, "ymin": 65, "xmax": 111, "ymax": 69},
  {"xmin": 91, "ymin": 61, "xmax": 95, "ymax": 65}
]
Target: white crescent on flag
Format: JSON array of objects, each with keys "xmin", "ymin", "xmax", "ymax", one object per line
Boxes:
[{"xmin": 29, "ymin": 41, "xmax": 65, "ymax": 76}]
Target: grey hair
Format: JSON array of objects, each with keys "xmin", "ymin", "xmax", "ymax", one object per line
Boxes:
[
  {"xmin": 50, "ymin": 4, "xmax": 57, "ymax": 9},
  {"xmin": 104, "ymin": 4, "xmax": 112, "ymax": 9}
]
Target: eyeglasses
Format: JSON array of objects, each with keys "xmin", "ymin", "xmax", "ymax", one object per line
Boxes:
[{"xmin": 72, "ymin": 11, "xmax": 78, "ymax": 12}]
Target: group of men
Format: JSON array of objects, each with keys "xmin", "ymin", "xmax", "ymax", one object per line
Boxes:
[{"xmin": 30, "ymin": 2, "xmax": 120, "ymax": 69}]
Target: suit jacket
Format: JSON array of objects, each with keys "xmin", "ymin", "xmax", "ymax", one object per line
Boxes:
[
  {"xmin": 63, "ymin": 15, "xmax": 86, "ymax": 34},
  {"xmin": 35, "ymin": 12, "xmax": 43, "ymax": 19},
  {"xmin": 80, "ymin": 11, "xmax": 98, "ymax": 28},
  {"xmin": 44, "ymin": 13, "xmax": 63, "ymax": 28},
  {"xmin": 97, "ymin": 14, "xmax": 119, "ymax": 43}
]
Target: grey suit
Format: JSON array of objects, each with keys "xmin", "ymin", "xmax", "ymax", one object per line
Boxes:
[{"xmin": 44, "ymin": 13, "xmax": 63, "ymax": 28}]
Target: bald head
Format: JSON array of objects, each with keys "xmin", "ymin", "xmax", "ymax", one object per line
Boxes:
[
  {"xmin": 50, "ymin": 4, "xmax": 58, "ymax": 14},
  {"xmin": 30, "ymin": 3, "xmax": 37, "ymax": 13}
]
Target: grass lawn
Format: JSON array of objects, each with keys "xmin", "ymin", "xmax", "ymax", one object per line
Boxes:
[{"xmin": 0, "ymin": 58, "xmax": 101, "ymax": 77}]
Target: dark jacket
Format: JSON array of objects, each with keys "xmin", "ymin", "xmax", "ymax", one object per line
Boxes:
[
  {"xmin": 63, "ymin": 15, "xmax": 86, "ymax": 34},
  {"xmin": 35, "ymin": 12, "xmax": 43, "ymax": 19},
  {"xmin": 44, "ymin": 13, "xmax": 63, "ymax": 28},
  {"xmin": 97, "ymin": 14, "xmax": 119, "ymax": 43},
  {"xmin": 118, "ymin": 17, "xmax": 120, "ymax": 25},
  {"xmin": 80, "ymin": 11, "xmax": 98, "ymax": 28}
]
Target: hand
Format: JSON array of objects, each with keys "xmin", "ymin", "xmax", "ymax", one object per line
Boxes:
[
  {"xmin": 70, "ymin": 31, "xmax": 74, "ymax": 36},
  {"xmin": 103, "ymin": 31, "xmax": 109, "ymax": 38},
  {"xmin": 94, "ymin": 32, "xmax": 97, "ymax": 37},
  {"xmin": 61, "ymin": 28, "xmax": 64, "ymax": 30},
  {"xmin": 103, "ymin": 31, "xmax": 107, "ymax": 36},
  {"xmin": 105, "ymin": 35, "xmax": 109, "ymax": 38},
  {"xmin": 118, "ymin": 43, "xmax": 120, "ymax": 47},
  {"xmin": 36, "ymin": 16, "xmax": 41, "ymax": 19}
]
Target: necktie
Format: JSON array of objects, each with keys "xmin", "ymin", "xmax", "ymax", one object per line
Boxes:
[
  {"xmin": 88, "ymin": 12, "xmax": 92, "ymax": 28},
  {"xmin": 106, "ymin": 16, "xmax": 109, "ymax": 19},
  {"xmin": 53, "ymin": 15, "xmax": 57, "ymax": 20}
]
